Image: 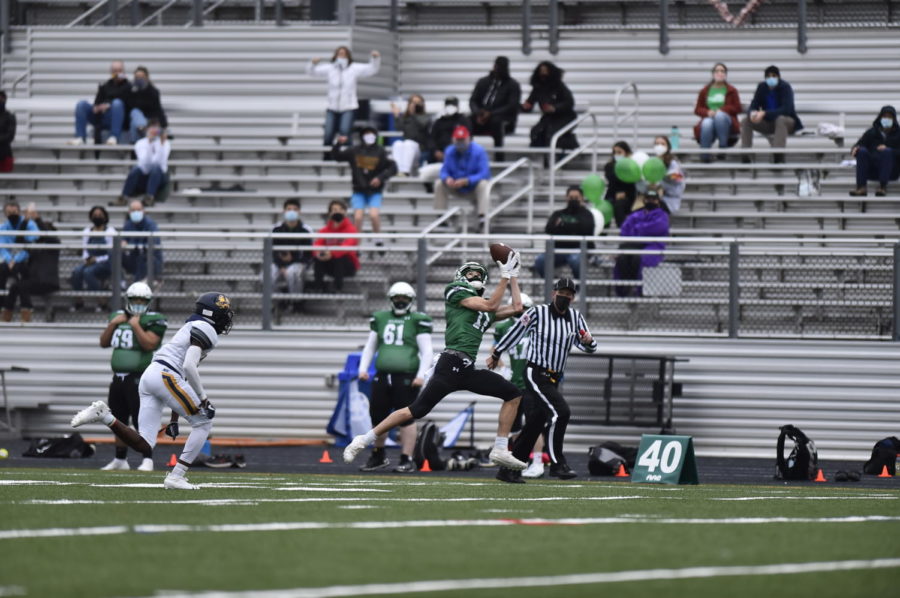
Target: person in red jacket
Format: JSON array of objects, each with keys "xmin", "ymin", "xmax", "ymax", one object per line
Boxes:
[
  {"xmin": 692, "ymin": 63, "xmax": 742, "ymax": 162},
  {"xmin": 312, "ymin": 199, "xmax": 359, "ymax": 292}
]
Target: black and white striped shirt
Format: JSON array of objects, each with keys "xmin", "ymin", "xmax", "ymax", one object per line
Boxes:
[{"xmin": 494, "ymin": 304, "xmax": 597, "ymax": 373}]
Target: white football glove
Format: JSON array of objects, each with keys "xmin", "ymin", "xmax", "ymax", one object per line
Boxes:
[{"xmin": 497, "ymin": 250, "xmax": 521, "ymax": 279}]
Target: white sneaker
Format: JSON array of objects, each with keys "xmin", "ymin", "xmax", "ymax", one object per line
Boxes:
[
  {"xmin": 522, "ymin": 461, "xmax": 545, "ymax": 479},
  {"xmin": 489, "ymin": 448, "xmax": 527, "ymax": 470},
  {"xmin": 67, "ymin": 137, "xmax": 84, "ymax": 146},
  {"xmin": 164, "ymin": 474, "xmax": 199, "ymax": 490},
  {"xmin": 100, "ymin": 458, "xmax": 130, "ymax": 471},
  {"xmin": 105, "ymin": 137, "xmax": 118, "ymax": 146},
  {"xmin": 137, "ymin": 458, "xmax": 154, "ymax": 472},
  {"xmin": 71, "ymin": 401, "xmax": 111, "ymax": 428},
  {"xmin": 342, "ymin": 435, "xmax": 368, "ymax": 464}
]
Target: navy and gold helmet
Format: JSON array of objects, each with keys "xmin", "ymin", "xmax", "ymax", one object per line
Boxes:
[{"xmin": 195, "ymin": 292, "xmax": 234, "ymax": 335}]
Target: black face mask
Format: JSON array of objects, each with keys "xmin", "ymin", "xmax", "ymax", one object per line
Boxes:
[
  {"xmin": 414, "ymin": 104, "xmax": 425, "ymax": 114},
  {"xmin": 330, "ymin": 212, "xmax": 345, "ymax": 223},
  {"xmin": 92, "ymin": 216, "xmax": 107, "ymax": 227},
  {"xmin": 7, "ymin": 214, "xmax": 21, "ymax": 227},
  {"xmin": 566, "ymin": 198, "xmax": 581, "ymax": 212},
  {"xmin": 0, "ymin": 102, "xmax": 6, "ymax": 112},
  {"xmin": 554, "ymin": 295, "xmax": 571, "ymax": 312},
  {"xmin": 645, "ymin": 201, "xmax": 660, "ymax": 211}
]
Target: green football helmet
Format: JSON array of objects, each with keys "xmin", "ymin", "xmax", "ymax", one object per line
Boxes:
[{"xmin": 455, "ymin": 262, "xmax": 488, "ymax": 292}]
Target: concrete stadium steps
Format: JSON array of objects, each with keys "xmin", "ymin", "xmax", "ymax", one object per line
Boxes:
[{"xmin": 3, "ymin": 327, "xmax": 899, "ymax": 460}]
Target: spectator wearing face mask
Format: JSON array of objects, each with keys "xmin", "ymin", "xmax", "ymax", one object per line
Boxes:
[
  {"xmin": 391, "ymin": 94, "xmax": 432, "ymax": 176},
  {"xmin": 604, "ymin": 141, "xmax": 637, "ymax": 227},
  {"xmin": 0, "ymin": 90, "xmax": 16, "ymax": 172},
  {"xmin": 650, "ymin": 136, "xmax": 686, "ymax": 213},
  {"xmin": 3, "ymin": 203, "xmax": 59, "ymax": 323},
  {"xmin": 849, "ymin": 106, "xmax": 900, "ymax": 197},
  {"xmin": 271, "ymin": 198, "xmax": 313, "ymax": 312},
  {"xmin": 332, "ymin": 126, "xmax": 397, "ymax": 248},
  {"xmin": 312, "ymin": 200, "xmax": 359, "ymax": 292},
  {"xmin": 69, "ymin": 60, "xmax": 131, "ymax": 146},
  {"xmin": 126, "ymin": 66, "xmax": 167, "ymax": 143},
  {"xmin": 522, "ymin": 61, "xmax": 578, "ymax": 151},
  {"xmin": 116, "ymin": 119, "xmax": 170, "ymax": 207},
  {"xmin": 433, "ymin": 125, "xmax": 492, "ymax": 227},
  {"xmin": 533, "ymin": 186, "xmax": 594, "ymax": 281},
  {"xmin": 430, "ymin": 97, "xmax": 471, "ymax": 163},
  {"xmin": 614, "ymin": 189, "xmax": 670, "ymax": 297},
  {"xmin": 121, "ymin": 200, "xmax": 163, "ymax": 285},
  {"xmin": 0, "ymin": 200, "xmax": 39, "ymax": 298},
  {"xmin": 693, "ymin": 62, "xmax": 742, "ymax": 162},
  {"xmin": 307, "ymin": 46, "xmax": 381, "ymax": 154},
  {"xmin": 741, "ymin": 65, "xmax": 803, "ymax": 161},
  {"xmin": 469, "ymin": 56, "xmax": 521, "ymax": 162},
  {"xmin": 70, "ymin": 206, "xmax": 117, "ymax": 313}
]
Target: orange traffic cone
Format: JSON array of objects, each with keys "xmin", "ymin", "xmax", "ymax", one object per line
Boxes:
[
  {"xmin": 167, "ymin": 454, "xmax": 177, "ymax": 467},
  {"xmin": 614, "ymin": 463, "xmax": 629, "ymax": 477},
  {"xmin": 420, "ymin": 459, "xmax": 432, "ymax": 472},
  {"xmin": 813, "ymin": 468, "xmax": 826, "ymax": 482},
  {"xmin": 319, "ymin": 450, "xmax": 333, "ymax": 464},
  {"xmin": 878, "ymin": 465, "xmax": 891, "ymax": 478}
]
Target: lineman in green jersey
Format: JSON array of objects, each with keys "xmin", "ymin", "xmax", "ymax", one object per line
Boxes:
[
  {"xmin": 492, "ymin": 293, "xmax": 546, "ymax": 478},
  {"xmin": 97, "ymin": 282, "xmax": 167, "ymax": 471},
  {"xmin": 345, "ymin": 251, "xmax": 530, "ymax": 471},
  {"xmin": 357, "ymin": 281, "xmax": 433, "ymax": 473}
]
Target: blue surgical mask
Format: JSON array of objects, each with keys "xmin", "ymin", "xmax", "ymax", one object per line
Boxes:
[
  {"xmin": 880, "ymin": 117, "xmax": 894, "ymax": 129},
  {"xmin": 283, "ymin": 210, "xmax": 299, "ymax": 223},
  {"xmin": 129, "ymin": 210, "xmax": 144, "ymax": 224},
  {"xmin": 335, "ymin": 57, "xmax": 349, "ymax": 68},
  {"xmin": 765, "ymin": 77, "xmax": 778, "ymax": 88}
]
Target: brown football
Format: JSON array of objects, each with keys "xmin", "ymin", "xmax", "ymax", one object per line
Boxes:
[{"xmin": 489, "ymin": 243, "xmax": 513, "ymax": 263}]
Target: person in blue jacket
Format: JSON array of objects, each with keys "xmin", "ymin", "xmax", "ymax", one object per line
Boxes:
[
  {"xmin": 1, "ymin": 200, "xmax": 39, "ymax": 295},
  {"xmin": 740, "ymin": 65, "xmax": 803, "ymax": 161},
  {"xmin": 122, "ymin": 199, "xmax": 163, "ymax": 284},
  {"xmin": 432, "ymin": 125, "xmax": 492, "ymax": 229}
]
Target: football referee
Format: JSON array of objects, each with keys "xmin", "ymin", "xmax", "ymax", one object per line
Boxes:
[{"xmin": 488, "ymin": 277, "xmax": 597, "ymax": 482}]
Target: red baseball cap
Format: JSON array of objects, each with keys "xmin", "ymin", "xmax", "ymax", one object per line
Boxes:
[{"xmin": 451, "ymin": 125, "xmax": 471, "ymax": 140}]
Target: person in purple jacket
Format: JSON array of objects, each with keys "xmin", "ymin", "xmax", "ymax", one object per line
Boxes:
[{"xmin": 613, "ymin": 189, "xmax": 670, "ymax": 297}]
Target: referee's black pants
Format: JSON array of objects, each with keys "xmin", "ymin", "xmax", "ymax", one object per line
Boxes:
[{"xmin": 511, "ymin": 364, "xmax": 570, "ymax": 466}]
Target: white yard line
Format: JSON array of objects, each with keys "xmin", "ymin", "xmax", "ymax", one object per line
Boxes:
[{"xmin": 19, "ymin": 495, "xmax": 667, "ymax": 506}]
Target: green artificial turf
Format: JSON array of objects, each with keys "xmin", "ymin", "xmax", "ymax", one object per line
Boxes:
[{"xmin": 0, "ymin": 468, "xmax": 897, "ymax": 598}]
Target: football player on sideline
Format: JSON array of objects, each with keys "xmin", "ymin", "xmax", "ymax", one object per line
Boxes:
[
  {"xmin": 344, "ymin": 251, "xmax": 529, "ymax": 470},
  {"xmin": 72, "ymin": 292, "xmax": 234, "ymax": 490},
  {"xmin": 357, "ymin": 281, "xmax": 433, "ymax": 473},
  {"xmin": 97, "ymin": 282, "xmax": 167, "ymax": 472}
]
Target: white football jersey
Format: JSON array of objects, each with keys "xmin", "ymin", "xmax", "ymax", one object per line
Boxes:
[{"xmin": 153, "ymin": 319, "xmax": 219, "ymax": 371}]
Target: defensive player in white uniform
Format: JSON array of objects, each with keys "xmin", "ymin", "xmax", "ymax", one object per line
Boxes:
[{"xmin": 72, "ymin": 292, "xmax": 234, "ymax": 490}]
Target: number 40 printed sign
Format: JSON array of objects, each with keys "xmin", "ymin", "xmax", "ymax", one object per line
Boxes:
[{"xmin": 631, "ymin": 434, "xmax": 699, "ymax": 485}]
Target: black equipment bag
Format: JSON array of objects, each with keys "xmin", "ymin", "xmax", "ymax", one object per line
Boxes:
[
  {"xmin": 863, "ymin": 436, "xmax": 900, "ymax": 475},
  {"xmin": 775, "ymin": 425, "xmax": 818, "ymax": 480},
  {"xmin": 23, "ymin": 432, "xmax": 95, "ymax": 459},
  {"xmin": 588, "ymin": 441, "xmax": 637, "ymax": 476}
]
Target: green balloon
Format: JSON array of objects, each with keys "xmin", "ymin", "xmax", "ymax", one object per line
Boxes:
[
  {"xmin": 642, "ymin": 157, "xmax": 668, "ymax": 184},
  {"xmin": 581, "ymin": 174, "xmax": 606, "ymax": 203},
  {"xmin": 597, "ymin": 199, "xmax": 614, "ymax": 229},
  {"xmin": 614, "ymin": 157, "xmax": 642, "ymax": 184}
]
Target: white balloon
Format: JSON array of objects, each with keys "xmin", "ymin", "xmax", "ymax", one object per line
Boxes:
[{"xmin": 632, "ymin": 151, "xmax": 650, "ymax": 167}]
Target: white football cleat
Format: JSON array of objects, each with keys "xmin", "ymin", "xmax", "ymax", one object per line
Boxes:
[
  {"xmin": 100, "ymin": 458, "xmax": 130, "ymax": 471},
  {"xmin": 71, "ymin": 401, "xmax": 111, "ymax": 428},
  {"xmin": 522, "ymin": 461, "xmax": 545, "ymax": 479},
  {"xmin": 137, "ymin": 458, "xmax": 154, "ymax": 472},
  {"xmin": 488, "ymin": 448, "xmax": 527, "ymax": 470},
  {"xmin": 342, "ymin": 435, "xmax": 368, "ymax": 464},
  {"xmin": 164, "ymin": 475, "xmax": 198, "ymax": 490}
]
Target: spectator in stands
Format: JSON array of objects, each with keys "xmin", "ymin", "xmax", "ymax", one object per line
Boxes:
[
  {"xmin": 0, "ymin": 90, "xmax": 16, "ymax": 172},
  {"xmin": 307, "ymin": 47, "xmax": 381, "ymax": 154},
  {"xmin": 651, "ymin": 136, "xmax": 686, "ymax": 213},
  {"xmin": 533, "ymin": 186, "xmax": 594, "ymax": 282},
  {"xmin": 70, "ymin": 206, "xmax": 117, "ymax": 312},
  {"xmin": 116, "ymin": 119, "xmax": 170, "ymax": 206},
  {"xmin": 127, "ymin": 66, "xmax": 167, "ymax": 143},
  {"xmin": 272, "ymin": 198, "xmax": 313, "ymax": 312},
  {"xmin": 740, "ymin": 65, "xmax": 802, "ymax": 162},
  {"xmin": 3, "ymin": 204, "xmax": 59, "ymax": 323},
  {"xmin": 522, "ymin": 61, "xmax": 578, "ymax": 151},
  {"xmin": 614, "ymin": 189, "xmax": 670, "ymax": 297},
  {"xmin": 604, "ymin": 141, "xmax": 637, "ymax": 227},
  {"xmin": 430, "ymin": 97, "xmax": 471, "ymax": 164},
  {"xmin": 469, "ymin": 56, "xmax": 521, "ymax": 162},
  {"xmin": 70, "ymin": 60, "xmax": 131, "ymax": 146},
  {"xmin": 312, "ymin": 200, "xmax": 359, "ymax": 292},
  {"xmin": 849, "ymin": 105, "xmax": 900, "ymax": 197},
  {"xmin": 391, "ymin": 94, "xmax": 432, "ymax": 176},
  {"xmin": 693, "ymin": 63, "xmax": 742, "ymax": 162},
  {"xmin": 332, "ymin": 126, "xmax": 397, "ymax": 248},
  {"xmin": 1, "ymin": 200, "xmax": 38, "ymax": 300},
  {"xmin": 121, "ymin": 200, "xmax": 163, "ymax": 285},
  {"xmin": 433, "ymin": 125, "xmax": 491, "ymax": 229}
]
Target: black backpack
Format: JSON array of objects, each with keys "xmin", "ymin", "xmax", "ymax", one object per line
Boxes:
[
  {"xmin": 588, "ymin": 441, "xmax": 637, "ymax": 476},
  {"xmin": 23, "ymin": 433, "xmax": 96, "ymax": 459},
  {"xmin": 863, "ymin": 437, "xmax": 900, "ymax": 475},
  {"xmin": 775, "ymin": 425, "xmax": 818, "ymax": 480}
]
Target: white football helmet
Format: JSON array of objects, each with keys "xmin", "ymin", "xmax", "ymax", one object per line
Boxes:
[
  {"xmin": 388, "ymin": 281, "xmax": 416, "ymax": 315},
  {"xmin": 125, "ymin": 281, "xmax": 153, "ymax": 315},
  {"xmin": 510, "ymin": 292, "xmax": 534, "ymax": 310}
]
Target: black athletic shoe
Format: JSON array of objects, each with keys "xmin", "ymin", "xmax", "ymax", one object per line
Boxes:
[
  {"xmin": 548, "ymin": 463, "xmax": 578, "ymax": 480},
  {"xmin": 393, "ymin": 455, "xmax": 416, "ymax": 473},
  {"xmin": 204, "ymin": 454, "xmax": 235, "ymax": 469},
  {"xmin": 360, "ymin": 449, "xmax": 390, "ymax": 472},
  {"xmin": 231, "ymin": 454, "xmax": 246, "ymax": 469},
  {"xmin": 496, "ymin": 467, "xmax": 525, "ymax": 484}
]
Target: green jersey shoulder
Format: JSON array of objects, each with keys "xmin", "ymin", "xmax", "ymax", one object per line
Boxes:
[
  {"xmin": 108, "ymin": 310, "xmax": 168, "ymax": 374},
  {"xmin": 369, "ymin": 310, "xmax": 433, "ymax": 374}
]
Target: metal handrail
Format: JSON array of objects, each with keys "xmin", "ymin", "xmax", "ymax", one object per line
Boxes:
[
  {"xmin": 66, "ymin": 0, "xmax": 113, "ymax": 27},
  {"xmin": 421, "ymin": 206, "xmax": 462, "ymax": 236},
  {"xmin": 613, "ymin": 81, "xmax": 639, "ymax": 147},
  {"xmin": 183, "ymin": 0, "xmax": 228, "ymax": 27},
  {"xmin": 484, "ymin": 157, "xmax": 533, "ymax": 236},
  {"xmin": 137, "ymin": 0, "xmax": 180, "ymax": 27},
  {"xmin": 547, "ymin": 109, "xmax": 599, "ymax": 211},
  {"xmin": 10, "ymin": 72, "xmax": 27, "ymax": 96}
]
